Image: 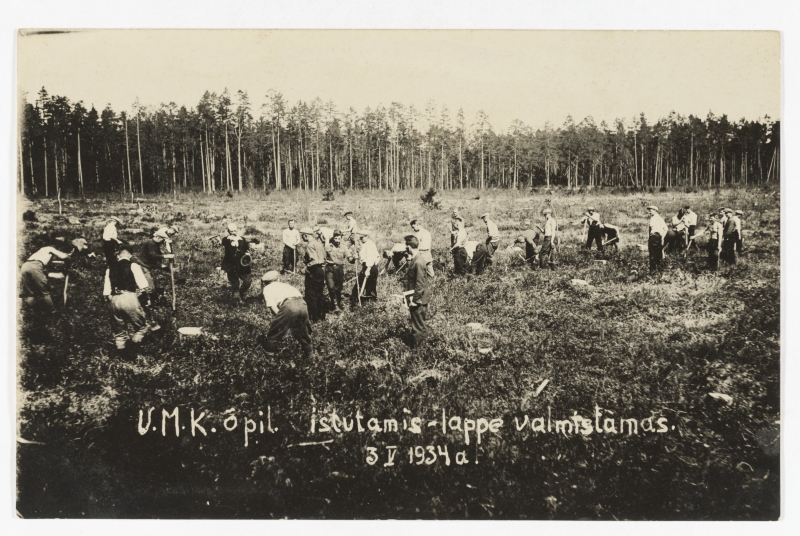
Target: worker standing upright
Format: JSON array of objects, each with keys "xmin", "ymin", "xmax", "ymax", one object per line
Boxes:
[
  {"xmin": 351, "ymin": 229, "xmax": 380, "ymax": 305},
  {"xmin": 647, "ymin": 206, "xmax": 669, "ymax": 274},
  {"xmin": 281, "ymin": 219, "xmax": 301, "ymax": 274},
  {"xmin": 403, "ymin": 235, "xmax": 431, "ymax": 348},
  {"xmin": 300, "ymin": 227, "xmax": 327, "ymax": 322}
]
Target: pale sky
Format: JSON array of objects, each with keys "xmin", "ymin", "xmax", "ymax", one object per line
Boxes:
[{"xmin": 17, "ymin": 29, "xmax": 780, "ymax": 131}]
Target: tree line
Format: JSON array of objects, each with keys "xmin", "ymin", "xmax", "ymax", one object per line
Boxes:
[{"xmin": 18, "ymin": 86, "xmax": 781, "ymax": 198}]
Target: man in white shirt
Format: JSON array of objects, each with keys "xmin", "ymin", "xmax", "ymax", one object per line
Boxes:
[
  {"xmin": 721, "ymin": 208, "xmax": 741, "ymax": 265},
  {"xmin": 154, "ymin": 225, "xmax": 179, "ymax": 240},
  {"xmin": 679, "ymin": 205, "xmax": 698, "ymax": 238},
  {"xmin": 344, "ymin": 211, "xmax": 359, "ymax": 239},
  {"xmin": 647, "ymin": 205, "xmax": 669, "ymax": 274},
  {"xmin": 471, "ymin": 213, "xmax": 501, "ymax": 275},
  {"xmin": 20, "ymin": 246, "xmax": 74, "ymax": 312},
  {"xmin": 705, "ymin": 213, "xmax": 724, "ymax": 271},
  {"xmin": 351, "ymin": 229, "xmax": 380, "ymax": 305},
  {"xmin": 102, "ymin": 216, "xmax": 123, "ymax": 264},
  {"xmin": 281, "ymin": 219, "xmax": 301, "ymax": 274},
  {"xmin": 259, "ymin": 270, "xmax": 313, "ymax": 358},
  {"xmin": 102, "ymin": 244, "xmax": 150, "ymax": 352},
  {"xmin": 410, "ymin": 219, "xmax": 434, "ymax": 277},
  {"xmin": 314, "ymin": 225, "xmax": 335, "ymax": 247},
  {"xmin": 539, "ymin": 208, "xmax": 558, "ymax": 269},
  {"xmin": 677, "ymin": 205, "xmax": 699, "ymax": 252}
]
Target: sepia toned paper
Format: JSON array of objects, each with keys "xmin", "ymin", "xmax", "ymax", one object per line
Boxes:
[{"xmin": 14, "ymin": 28, "xmax": 782, "ymax": 522}]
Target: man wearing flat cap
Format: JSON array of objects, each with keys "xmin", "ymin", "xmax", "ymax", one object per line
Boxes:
[
  {"xmin": 102, "ymin": 216, "xmax": 123, "ymax": 265},
  {"xmin": 581, "ymin": 207, "xmax": 604, "ymax": 254},
  {"xmin": 325, "ymin": 230, "xmax": 348, "ymax": 313},
  {"xmin": 721, "ymin": 208, "xmax": 740, "ymax": 264},
  {"xmin": 135, "ymin": 228, "xmax": 175, "ymax": 330},
  {"xmin": 471, "ymin": 213, "xmax": 500, "ymax": 275},
  {"xmin": 514, "ymin": 233, "xmax": 538, "ymax": 269},
  {"xmin": 403, "ymin": 235, "xmax": 431, "ymax": 347},
  {"xmin": 259, "ymin": 271, "xmax": 313, "ymax": 358},
  {"xmin": 410, "ymin": 219, "xmax": 434, "ymax": 277},
  {"xmin": 351, "ymin": 228, "xmax": 380, "ymax": 305},
  {"xmin": 220, "ymin": 222, "xmax": 251, "ymax": 305},
  {"xmin": 718, "ymin": 207, "xmax": 729, "ymax": 226},
  {"xmin": 539, "ymin": 208, "xmax": 557, "ymax": 269},
  {"xmin": 646, "ymin": 206, "xmax": 669, "ymax": 274},
  {"xmin": 300, "ymin": 226, "xmax": 327, "ymax": 321},
  {"xmin": 677, "ymin": 205, "xmax": 698, "ymax": 249},
  {"xmin": 281, "ymin": 219, "xmax": 301, "ymax": 274},
  {"xmin": 450, "ymin": 210, "xmax": 462, "ymax": 248},
  {"xmin": 344, "ymin": 211, "xmax": 359, "ymax": 240}
]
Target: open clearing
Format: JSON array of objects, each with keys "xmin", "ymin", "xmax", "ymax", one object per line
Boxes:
[{"xmin": 17, "ymin": 187, "xmax": 780, "ymax": 519}]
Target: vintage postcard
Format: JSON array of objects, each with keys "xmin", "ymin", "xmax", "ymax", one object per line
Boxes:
[{"xmin": 15, "ymin": 29, "xmax": 780, "ymax": 520}]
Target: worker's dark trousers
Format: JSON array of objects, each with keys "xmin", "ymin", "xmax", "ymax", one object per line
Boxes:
[
  {"xmin": 586, "ymin": 226, "xmax": 604, "ymax": 252},
  {"xmin": 264, "ymin": 297, "xmax": 313, "ymax": 357},
  {"xmin": 304, "ymin": 265, "xmax": 327, "ymax": 321},
  {"xmin": 648, "ymin": 233, "xmax": 663, "ymax": 273},
  {"xmin": 408, "ymin": 304, "xmax": 428, "ymax": 347},
  {"xmin": 282, "ymin": 245, "xmax": 296, "ymax": 273}
]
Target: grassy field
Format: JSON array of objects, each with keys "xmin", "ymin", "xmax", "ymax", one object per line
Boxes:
[{"xmin": 16, "ymin": 185, "xmax": 780, "ymax": 519}]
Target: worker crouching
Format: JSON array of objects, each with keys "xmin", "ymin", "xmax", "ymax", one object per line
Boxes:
[
  {"xmin": 102, "ymin": 244, "xmax": 150, "ymax": 353},
  {"xmin": 260, "ymin": 271, "xmax": 313, "ymax": 358}
]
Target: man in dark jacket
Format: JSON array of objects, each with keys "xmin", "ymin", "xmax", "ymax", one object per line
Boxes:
[
  {"xmin": 582, "ymin": 207, "xmax": 604, "ymax": 254},
  {"xmin": 220, "ymin": 222, "xmax": 251, "ymax": 304},
  {"xmin": 513, "ymin": 232, "xmax": 539, "ymax": 268},
  {"xmin": 325, "ymin": 230, "xmax": 348, "ymax": 313},
  {"xmin": 300, "ymin": 226, "xmax": 327, "ymax": 321},
  {"xmin": 135, "ymin": 229, "xmax": 175, "ymax": 330},
  {"xmin": 403, "ymin": 235, "xmax": 431, "ymax": 347}
]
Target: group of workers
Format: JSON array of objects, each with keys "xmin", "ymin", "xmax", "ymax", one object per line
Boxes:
[
  {"xmin": 20, "ymin": 200, "xmax": 746, "ymax": 360},
  {"xmin": 645, "ymin": 204, "xmax": 744, "ymax": 272},
  {"xmin": 262, "ymin": 212, "xmax": 434, "ymax": 355},
  {"xmin": 508, "ymin": 203, "xmax": 743, "ymax": 274}
]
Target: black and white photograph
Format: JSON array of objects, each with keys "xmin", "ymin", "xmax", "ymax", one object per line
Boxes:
[{"xmin": 12, "ymin": 25, "xmax": 785, "ymax": 522}]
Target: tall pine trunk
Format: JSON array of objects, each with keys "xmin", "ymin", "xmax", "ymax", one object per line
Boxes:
[
  {"xmin": 136, "ymin": 114, "xmax": 144, "ymax": 195},
  {"xmin": 77, "ymin": 127, "xmax": 84, "ymax": 198},
  {"xmin": 237, "ymin": 132, "xmax": 242, "ymax": 191},
  {"xmin": 125, "ymin": 119, "xmax": 134, "ymax": 200}
]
